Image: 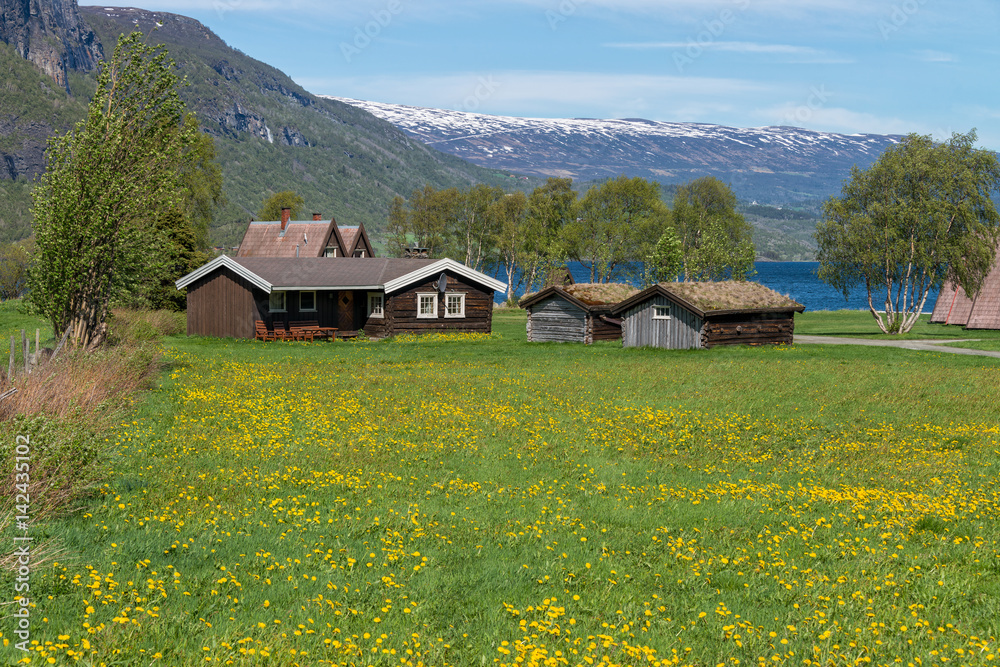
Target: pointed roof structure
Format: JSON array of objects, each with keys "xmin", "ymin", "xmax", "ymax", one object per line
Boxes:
[
  {"xmin": 236, "ymin": 210, "xmax": 375, "ymax": 258},
  {"xmin": 930, "ymin": 241, "xmax": 1000, "ymax": 330}
]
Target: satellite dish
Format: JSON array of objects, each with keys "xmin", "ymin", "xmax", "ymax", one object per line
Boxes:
[{"xmin": 437, "ymin": 273, "xmax": 447, "ymax": 293}]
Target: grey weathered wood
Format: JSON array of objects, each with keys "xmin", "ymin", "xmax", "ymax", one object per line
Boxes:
[
  {"xmin": 526, "ymin": 296, "xmax": 586, "ymax": 343},
  {"xmin": 622, "ymin": 296, "xmax": 702, "ymax": 349},
  {"xmin": 7, "ymin": 334, "xmax": 14, "ymax": 381},
  {"xmin": 22, "ymin": 329, "xmax": 28, "ymax": 374},
  {"xmin": 51, "ymin": 327, "xmax": 71, "ymax": 361}
]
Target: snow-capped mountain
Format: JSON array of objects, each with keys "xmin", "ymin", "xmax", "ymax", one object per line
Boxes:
[{"xmin": 328, "ymin": 97, "xmax": 901, "ymax": 204}]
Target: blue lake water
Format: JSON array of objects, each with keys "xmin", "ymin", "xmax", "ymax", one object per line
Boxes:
[{"xmin": 497, "ymin": 261, "xmax": 940, "ymax": 313}]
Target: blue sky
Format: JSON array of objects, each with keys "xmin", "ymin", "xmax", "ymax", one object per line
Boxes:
[{"xmin": 91, "ymin": 0, "xmax": 999, "ymax": 149}]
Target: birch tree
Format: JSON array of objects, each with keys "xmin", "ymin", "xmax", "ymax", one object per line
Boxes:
[
  {"xmin": 28, "ymin": 32, "xmax": 196, "ymax": 349},
  {"xmin": 816, "ymin": 131, "xmax": 1000, "ymax": 334}
]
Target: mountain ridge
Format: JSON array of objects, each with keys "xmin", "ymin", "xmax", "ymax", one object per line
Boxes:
[{"xmin": 329, "ymin": 97, "xmax": 903, "ymax": 205}]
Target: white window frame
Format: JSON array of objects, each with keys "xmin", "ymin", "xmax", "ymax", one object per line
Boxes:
[
  {"xmin": 353, "ymin": 249, "xmax": 366, "ymax": 258},
  {"xmin": 416, "ymin": 293, "xmax": 438, "ymax": 318},
  {"xmin": 652, "ymin": 305, "xmax": 671, "ymax": 320},
  {"xmin": 367, "ymin": 292, "xmax": 384, "ymax": 319},
  {"xmin": 324, "ymin": 247, "xmax": 338, "ymax": 257},
  {"xmin": 269, "ymin": 291, "xmax": 286, "ymax": 313},
  {"xmin": 299, "ymin": 291, "xmax": 317, "ymax": 312},
  {"xmin": 444, "ymin": 292, "xmax": 466, "ymax": 318}
]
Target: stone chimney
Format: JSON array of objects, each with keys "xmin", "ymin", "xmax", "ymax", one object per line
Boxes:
[
  {"xmin": 280, "ymin": 207, "xmax": 291, "ymax": 230},
  {"xmin": 312, "ymin": 213, "xmax": 322, "ymax": 221}
]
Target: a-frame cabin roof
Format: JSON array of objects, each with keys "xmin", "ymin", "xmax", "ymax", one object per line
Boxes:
[
  {"xmin": 931, "ymin": 241, "xmax": 1000, "ymax": 329},
  {"xmin": 236, "ymin": 218, "xmax": 374, "ymax": 258}
]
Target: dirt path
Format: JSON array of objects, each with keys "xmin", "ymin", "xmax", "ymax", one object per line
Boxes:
[{"xmin": 793, "ymin": 335, "xmax": 1000, "ymax": 359}]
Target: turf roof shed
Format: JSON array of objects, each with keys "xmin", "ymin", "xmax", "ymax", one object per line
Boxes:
[
  {"xmin": 519, "ymin": 283, "xmax": 639, "ymax": 344},
  {"xmin": 610, "ymin": 281, "xmax": 805, "ymax": 349}
]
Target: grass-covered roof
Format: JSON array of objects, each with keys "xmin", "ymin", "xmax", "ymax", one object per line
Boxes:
[{"xmin": 660, "ymin": 281, "xmax": 803, "ymax": 312}]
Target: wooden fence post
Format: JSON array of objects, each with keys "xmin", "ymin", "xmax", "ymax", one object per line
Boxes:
[
  {"xmin": 51, "ymin": 328, "xmax": 70, "ymax": 362},
  {"xmin": 7, "ymin": 334, "xmax": 13, "ymax": 381}
]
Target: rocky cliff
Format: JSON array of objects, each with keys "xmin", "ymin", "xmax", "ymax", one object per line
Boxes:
[{"xmin": 0, "ymin": 0, "xmax": 101, "ymax": 89}]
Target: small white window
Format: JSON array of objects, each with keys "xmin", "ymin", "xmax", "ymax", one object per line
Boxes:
[
  {"xmin": 300, "ymin": 291, "xmax": 316, "ymax": 312},
  {"xmin": 269, "ymin": 291, "xmax": 286, "ymax": 312},
  {"xmin": 417, "ymin": 293, "xmax": 437, "ymax": 318},
  {"xmin": 324, "ymin": 247, "xmax": 338, "ymax": 257},
  {"xmin": 353, "ymin": 249, "xmax": 366, "ymax": 258},
  {"xmin": 367, "ymin": 292, "xmax": 384, "ymax": 318},
  {"xmin": 444, "ymin": 292, "xmax": 466, "ymax": 318},
  {"xmin": 653, "ymin": 305, "xmax": 671, "ymax": 320}
]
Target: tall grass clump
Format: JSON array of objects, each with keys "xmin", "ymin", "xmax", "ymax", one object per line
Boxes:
[{"xmin": 0, "ymin": 309, "xmax": 175, "ymax": 566}]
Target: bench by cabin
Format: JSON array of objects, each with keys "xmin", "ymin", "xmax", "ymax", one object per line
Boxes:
[
  {"xmin": 519, "ymin": 283, "xmax": 638, "ymax": 344},
  {"xmin": 175, "ymin": 256, "xmax": 505, "ymax": 339},
  {"xmin": 611, "ymin": 281, "xmax": 804, "ymax": 349}
]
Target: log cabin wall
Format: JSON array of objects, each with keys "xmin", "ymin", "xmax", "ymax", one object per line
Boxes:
[
  {"xmin": 525, "ymin": 294, "xmax": 587, "ymax": 343},
  {"xmin": 262, "ymin": 290, "xmax": 339, "ymax": 331},
  {"xmin": 186, "ymin": 267, "xmax": 263, "ymax": 338},
  {"xmin": 376, "ymin": 272, "xmax": 494, "ymax": 337},
  {"xmin": 621, "ymin": 295, "xmax": 703, "ymax": 349},
  {"xmin": 591, "ymin": 313, "xmax": 623, "ymax": 342},
  {"xmin": 701, "ymin": 312, "xmax": 796, "ymax": 348}
]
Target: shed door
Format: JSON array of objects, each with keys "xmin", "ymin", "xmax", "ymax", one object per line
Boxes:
[{"xmin": 338, "ymin": 292, "xmax": 354, "ymax": 331}]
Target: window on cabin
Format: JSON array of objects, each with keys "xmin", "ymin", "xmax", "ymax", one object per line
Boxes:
[
  {"xmin": 652, "ymin": 305, "xmax": 671, "ymax": 320},
  {"xmin": 269, "ymin": 291, "xmax": 286, "ymax": 312},
  {"xmin": 417, "ymin": 293, "xmax": 437, "ymax": 318},
  {"xmin": 324, "ymin": 247, "xmax": 338, "ymax": 257},
  {"xmin": 367, "ymin": 292, "xmax": 384, "ymax": 318},
  {"xmin": 353, "ymin": 249, "xmax": 366, "ymax": 258},
  {"xmin": 444, "ymin": 293, "xmax": 465, "ymax": 318},
  {"xmin": 300, "ymin": 291, "xmax": 316, "ymax": 312}
]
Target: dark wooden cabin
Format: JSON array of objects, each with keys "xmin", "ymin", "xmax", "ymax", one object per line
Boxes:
[
  {"xmin": 611, "ymin": 282, "xmax": 804, "ymax": 349},
  {"xmin": 519, "ymin": 283, "xmax": 638, "ymax": 344},
  {"xmin": 175, "ymin": 256, "xmax": 505, "ymax": 339}
]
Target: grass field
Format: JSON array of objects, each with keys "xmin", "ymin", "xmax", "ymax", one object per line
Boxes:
[{"xmin": 2, "ymin": 307, "xmax": 1000, "ymax": 666}]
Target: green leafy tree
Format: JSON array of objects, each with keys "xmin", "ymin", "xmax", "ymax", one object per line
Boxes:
[
  {"xmin": 179, "ymin": 116, "xmax": 226, "ymax": 250},
  {"xmin": 407, "ymin": 185, "xmax": 460, "ymax": 257},
  {"xmin": 492, "ymin": 192, "xmax": 530, "ymax": 302},
  {"xmin": 562, "ymin": 176, "xmax": 669, "ymax": 283},
  {"xmin": 28, "ymin": 31, "xmax": 196, "ymax": 349},
  {"xmin": 816, "ymin": 131, "xmax": 1000, "ymax": 334},
  {"xmin": 0, "ymin": 240, "xmax": 32, "ymax": 301},
  {"xmin": 445, "ymin": 184, "xmax": 505, "ymax": 272},
  {"xmin": 672, "ymin": 176, "xmax": 756, "ymax": 281},
  {"xmin": 258, "ymin": 190, "xmax": 304, "ymax": 221},
  {"xmin": 385, "ymin": 195, "xmax": 410, "ymax": 257},
  {"xmin": 643, "ymin": 228, "xmax": 683, "ymax": 287},
  {"xmin": 522, "ymin": 178, "xmax": 576, "ymax": 291}
]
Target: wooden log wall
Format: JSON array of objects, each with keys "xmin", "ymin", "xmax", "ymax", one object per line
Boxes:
[
  {"xmin": 373, "ymin": 272, "xmax": 494, "ymax": 338},
  {"xmin": 526, "ymin": 295, "xmax": 586, "ymax": 343},
  {"xmin": 621, "ymin": 295, "xmax": 703, "ymax": 349},
  {"xmin": 701, "ymin": 313, "xmax": 796, "ymax": 348},
  {"xmin": 591, "ymin": 314, "xmax": 623, "ymax": 342},
  {"xmin": 187, "ymin": 267, "xmax": 263, "ymax": 338}
]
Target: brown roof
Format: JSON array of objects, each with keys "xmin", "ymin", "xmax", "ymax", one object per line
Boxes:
[
  {"xmin": 965, "ymin": 254, "xmax": 1000, "ymax": 329},
  {"xmin": 931, "ymin": 282, "xmax": 975, "ymax": 325},
  {"xmin": 237, "ymin": 221, "xmax": 336, "ymax": 258},
  {"xmin": 519, "ymin": 283, "xmax": 638, "ymax": 310},
  {"xmin": 612, "ymin": 281, "xmax": 804, "ymax": 317},
  {"xmin": 232, "ymin": 257, "xmax": 437, "ymax": 289}
]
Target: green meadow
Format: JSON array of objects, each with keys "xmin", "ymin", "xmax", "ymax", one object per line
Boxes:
[{"xmin": 1, "ymin": 306, "xmax": 999, "ymax": 666}]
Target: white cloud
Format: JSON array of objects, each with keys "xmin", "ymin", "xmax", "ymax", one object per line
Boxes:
[
  {"xmin": 755, "ymin": 104, "xmax": 925, "ymax": 136},
  {"xmin": 913, "ymin": 50, "xmax": 958, "ymax": 63}
]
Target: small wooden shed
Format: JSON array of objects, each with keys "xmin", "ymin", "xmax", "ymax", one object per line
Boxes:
[
  {"xmin": 610, "ymin": 281, "xmax": 804, "ymax": 349},
  {"xmin": 519, "ymin": 283, "xmax": 638, "ymax": 344}
]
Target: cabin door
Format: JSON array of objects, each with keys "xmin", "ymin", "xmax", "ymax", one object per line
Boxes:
[{"xmin": 338, "ymin": 292, "xmax": 355, "ymax": 331}]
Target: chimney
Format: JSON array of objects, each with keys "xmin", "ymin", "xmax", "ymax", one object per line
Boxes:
[
  {"xmin": 281, "ymin": 207, "xmax": 291, "ymax": 230},
  {"xmin": 312, "ymin": 212, "xmax": 322, "ymax": 221}
]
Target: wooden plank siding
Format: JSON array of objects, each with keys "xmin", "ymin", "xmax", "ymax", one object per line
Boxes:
[
  {"xmin": 592, "ymin": 315, "xmax": 623, "ymax": 342},
  {"xmin": 621, "ymin": 295, "xmax": 703, "ymax": 349},
  {"xmin": 702, "ymin": 313, "xmax": 795, "ymax": 348},
  {"xmin": 186, "ymin": 267, "xmax": 263, "ymax": 338},
  {"xmin": 365, "ymin": 272, "xmax": 494, "ymax": 338},
  {"xmin": 526, "ymin": 295, "xmax": 587, "ymax": 343}
]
